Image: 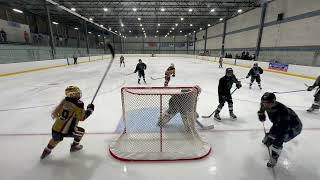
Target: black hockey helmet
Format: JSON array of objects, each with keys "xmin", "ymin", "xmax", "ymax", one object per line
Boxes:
[
  {"xmin": 139, "ymin": 59, "xmax": 142, "ymax": 62},
  {"xmin": 261, "ymin": 92, "xmax": 276, "ymax": 103},
  {"xmin": 225, "ymin": 68, "xmax": 233, "ymax": 76}
]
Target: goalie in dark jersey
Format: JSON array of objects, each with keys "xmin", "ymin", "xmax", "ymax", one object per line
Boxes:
[{"xmin": 40, "ymin": 86, "xmax": 94, "ymax": 159}]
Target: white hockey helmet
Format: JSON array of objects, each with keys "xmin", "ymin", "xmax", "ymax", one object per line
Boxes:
[{"xmin": 170, "ymin": 63, "xmax": 175, "ymax": 67}]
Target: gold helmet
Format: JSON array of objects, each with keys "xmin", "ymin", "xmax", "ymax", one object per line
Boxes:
[{"xmin": 65, "ymin": 86, "xmax": 82, "ymax": 99}]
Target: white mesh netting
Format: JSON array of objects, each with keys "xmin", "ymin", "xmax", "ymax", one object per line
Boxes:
[{"xmin": 109, "ymin": 87, "xmax": 211, "ymax": 161}]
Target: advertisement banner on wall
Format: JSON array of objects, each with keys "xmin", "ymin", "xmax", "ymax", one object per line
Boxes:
[
  {"xmin": 159, "ymin": 42, "xmax": 174, "ymax": 48},
  {"xmin": 144, "ymin": 42, "xmax": 158, "ymax": 48},
  {"xmin": 268, "ymin": 62, "xmax": 289, "ymax": 72}
]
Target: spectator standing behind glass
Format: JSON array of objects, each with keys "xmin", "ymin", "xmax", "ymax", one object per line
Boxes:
[
  {"xmin": 0, "ymin": 29, "xmax": 7, "ymax": 43},
  {"xmin": 24, "ymin": 31, "xmax": 29, "ymax": 43},
  {"xmin": 73, "ymin": 52, "xmax": 78, "ymax": 64}
]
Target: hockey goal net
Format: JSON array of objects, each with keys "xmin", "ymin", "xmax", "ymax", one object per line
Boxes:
[{"xmin": 109, "ymin": 86, "xmax": 211, "ymax": 161}]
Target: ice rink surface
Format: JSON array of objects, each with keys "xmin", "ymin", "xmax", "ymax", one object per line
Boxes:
[{"xmin": 0, "ymin": 56, "xmax": 319, "ymax": 180}]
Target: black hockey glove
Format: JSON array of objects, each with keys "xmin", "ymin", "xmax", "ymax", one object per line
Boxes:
[
  {"xmin": 236, "ymin": 83, "xmax": 242, "ymax": 89},
  {"xmin": 172, "ymin": 74, "xmax": 175, "ymax": 77},
  {"xmin": 87, "ymin": 103, "xmax": 94, "ymax": 111},
  {"xmin": 84, "ymin": 104, "xmax": 94, "ymax": 118},
  {"xmin": 258, "ymin": 112, "xmax": 266, "ymax": 122},
  {"xmin": 246, "ymin": 75, "xmax": 249, "ymax": 78},
  {"xmin": 262, "ymin": 133, "xmax": 275, "ymax": 147},
  {"xmin": 307, "ymin": 86, "xmax": 314, "ymax": 91}
]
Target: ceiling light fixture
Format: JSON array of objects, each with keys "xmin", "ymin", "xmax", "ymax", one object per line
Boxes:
[{"xmin": 13, "ymin": 8, "xmax": 23, "ymax": 13}]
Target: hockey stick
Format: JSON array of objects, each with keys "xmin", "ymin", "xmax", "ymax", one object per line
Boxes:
[
  {"xmin": 262, "ymin": 122, "xmax": 272, "ymax": 158},
  {"xmin": 151, "ymin": 76, "xmax": 165, "ymax": 80},
  {"xmin": 196, "ymin": 120, "xmax": 214, "ymax": 130},
  {"xmin": 90, "ymin": 44, "xmax": 115, "ymax": 104},
  {"xmin": 201, "ymin": 111, "xmax": 216, "ymax": 118},
  {"xmin": 125, "ymin": 72, "xmax": 135, "ymax": 76},
  {"xmin": 304, "ymin": 83, "xmax": 320, "ymax": 96},
  {"xmin": 202, "ymin": 88, "xmax": 238, "ymax": 118},
  {"xmin": 273, "ymin": 89, "xmax": 307, "ymax": 94},
  {"xmin": 262, "ymin": 122, "xmax": 278, "ymax": 170}
]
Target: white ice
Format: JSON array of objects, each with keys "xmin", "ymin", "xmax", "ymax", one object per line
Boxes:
[{"xmin": 0, "ymin": 56, "xmax": 319, "ymax": 180}]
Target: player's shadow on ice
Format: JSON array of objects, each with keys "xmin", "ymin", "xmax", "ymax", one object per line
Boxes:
[{"xmin": 20, "ymin": 152, "xmax": 104, "ymax": 180}]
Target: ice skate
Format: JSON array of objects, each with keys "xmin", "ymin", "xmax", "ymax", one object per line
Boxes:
[
  {"xmin": 40, "ymin": 148, "xmax": 51, "ymax": 159},
  {"xmin": 306, "ymin": 107, "xmax": 314, "ymax": 112},
  {"xmin": 70, "ymin": 144, "xmax": 83, "ymax": 152},
  {"xmin": 267, "ymin": 157, "xmax": 278, "ymax": 168},
  {"xmin": 214, "ymin": 112, "xmax": 222, "ymax": 121},
  {"xmin": 307, "ymin": 104, "xmax": 319, "ymax": 112},
  {"xmin": 230, "ymin": 112, "xmax": 237, "ymax": 120}
]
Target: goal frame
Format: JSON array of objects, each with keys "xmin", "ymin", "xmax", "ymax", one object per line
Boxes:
[{"xmin": 109, "ymin": 86, "xmax": 212, "ymax": 161}]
